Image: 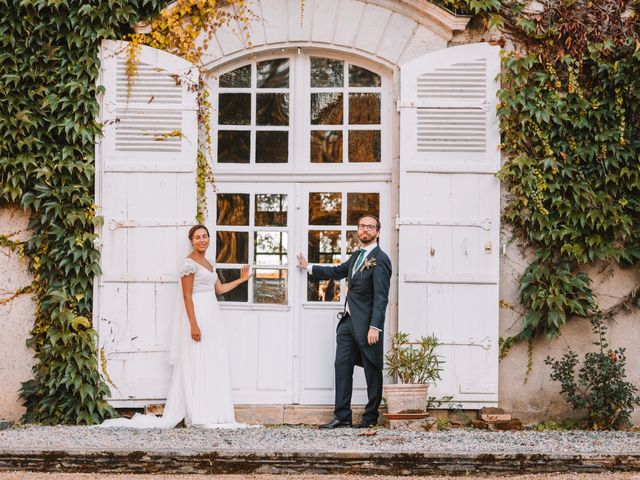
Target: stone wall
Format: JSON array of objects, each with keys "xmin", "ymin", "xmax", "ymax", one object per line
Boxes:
[{"xmin": 0, "ymin": 205, "xmax": 34, "ymax": 421}]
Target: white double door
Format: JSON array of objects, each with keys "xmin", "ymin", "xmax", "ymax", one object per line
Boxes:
[{"xmin": 212, "ymin": 180, "xmax": 391, "ymax": 405}]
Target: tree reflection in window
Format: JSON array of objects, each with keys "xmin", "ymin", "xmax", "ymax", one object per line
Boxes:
[
  {"xmin": 307, "ymin": 230, "xmax": 341, "ymax": 302},
  {"xmin": 309, "ymin": 192, "xmax": 341, "ymax": 225}
]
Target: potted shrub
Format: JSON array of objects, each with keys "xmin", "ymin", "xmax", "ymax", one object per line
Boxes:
[{"xmin": 383, "ymin": 332, "xmax": 444, "ymax": 416}]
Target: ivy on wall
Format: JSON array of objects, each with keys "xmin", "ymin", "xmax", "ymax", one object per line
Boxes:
[
  {"xmin": 126, "ymin": 0, "xmax": 250, "ymax": 221},
  {"xmin": 496, "ymin": 0, "xmax": 640, "ymax": 343},
  {"xmin": 0, "ymin": 0, "xmax": 171, "ymax": 425}
]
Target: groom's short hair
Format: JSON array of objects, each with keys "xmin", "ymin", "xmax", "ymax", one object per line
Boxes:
[{"xmin": 358, "ymin": 214, "xmax": 381, "ymax": 231}]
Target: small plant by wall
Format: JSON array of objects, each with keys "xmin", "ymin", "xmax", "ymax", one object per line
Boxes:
[{"xmin": 545, "ymin": 315, "xmax": 640, "ymax": 429}]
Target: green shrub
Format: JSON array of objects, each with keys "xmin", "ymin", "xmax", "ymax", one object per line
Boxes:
[{"xmin": 545, "ymin": 316, "xmax": 640, "ymax": 429}]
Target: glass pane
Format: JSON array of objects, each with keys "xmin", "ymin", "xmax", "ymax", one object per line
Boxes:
[
  {"xmin": 255, "ymin": 231, "xmax": 287, "ymax": 266},
  {"xmin": 349, "ymin": 64, "xmax": 381, "ymax": 87},
  {"xmin": 256, "ymin": 131, "xmax": 288, "ymax": 163},
  {"xmin": 307, "ymin": 279, "xmax": 341, "ymax": 302},
  {"xmin": 310, "ymin": 58, "xmax": 344, "ymax": 87},
  {"xmin": 311, "ymin": 93, "xmax": 343, "ymax": 125},
  {"xmin": 349, "ymin": 93, "xmax": 381, "ymax": 124},
  {"xmin": 219, "ymin": 93, "xmax": 251, "ymax": 125},
  {"xmin": 257, "ymin": 59, "xmax": 289, "ymax": 88},
  {"xmin": 308, "ymin": 230, "xmax": 341, "ymax": 264},
  {"xmin": 256, "ymin": 93, "xmax": 289, "ymax": 126},
  {"xmin": 310, "ymin": 130, "xmax": 343, "ymax": 163},
  {"xmin": 309, "ymin": 192, "xmax": 342, "ymax": 225},
  {"xmin": 216, "ymin": 231, "xmax": 249, "ymax": 263},
  {"xmin": 346, "ymin": 230, "xmax": 359, "ymax": 254},
  {"xmin": 347, "ymin": 192, "xmax": 380, "ymax": 225},
  {"xmin": 217, "ymin": 194, "xmax": 249, "ymax": 225},
  {"xmin": 217, "ymin": 130, "xmax": 250, "ymax": 163},
  {"xmin": 254, "ymin": 269, "xmax": 287, "ymax": 304},
  {"xmin": 220, "ymin": 65, "xmax": 251, "ymax": 88},
  {"xmin": 256, "ymin": 194, "xmax": 288, "ymax": 226},
  {"xmin": 348, "ymin": 130, "xmax": 381, "ymax": 163},
  {"xmin": 217, "ymin": 269, "xmax": 248, "ymax": 302}
]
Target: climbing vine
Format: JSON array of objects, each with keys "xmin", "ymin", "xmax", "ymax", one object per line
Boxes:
[
  {"xmin": 496, "ymin": 0, "xmax": 640, "ymax": 343},
  {"xmin": 125, "ymin": 0, "xmax": 251, "ymax": 221},
  {"xmin": 0, "ymin": 0, "xmax": 171, "ymax": 425}
]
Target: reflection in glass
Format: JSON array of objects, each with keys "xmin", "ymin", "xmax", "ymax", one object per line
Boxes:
[
  {"xmin": 217, "ymin": 194, "xmax": 250, "ymax": 225},
  {"xmin": 346, "ymin": 230, "xmax": 360, "ymax": 254},
  {"xmin": 311, "ymin": 130, "xmax": 342, "ymax": 163},
  {"xmin": 218, "ymin": 93, "xmax": 251, "ymax": 125},
  {"xmin": 309, "ymin": 192, "xmax": 342, "ymax": 225},
  {"xmin": 256, "ymin": 131, "xmax": 288, "ymax": 163},
  {"xmin": 254, "ymin": 269, "xmax": 287, "ymax": 304},
  {"xmin": 348, "ymin": 130, "xmax": 381, "ymax": 162},
  {"xmin": 217, "ymin": 269, "xmax": 248, "ymax": 302},
  {"xmin": 349, "ymin": 93, "xmax": 381, "ymax": 124},
  {"xmin": 257, "ymin": 59, "xmax": 289, "ymax": 88},
  {"xmin": 217, "ymin": 130, "xmax": 250, "ymax": 163},
  {"xmin": 216, "ymin": 231, "xmax": 249, "ymax": 263},
  {"xmin": 307, "ymin": 279, "xmax": 340, "ymax": 302},
  {"xmin": 310, "ymin": 58, "xmax": 344, "ymax": 87},
  {"xmin": 308, "ymin": 230, "xmax": 341, "ymax": 264},
  {"xmin": 349, "ymin": 64, "xmax": 381, "ymax": 87},
  {"xmin": 256, "ymin": 194, "xmax": 288, "ymax": 226},
  {"xmin": 255, "ymin": 231, "xmax": 287, "ymax": 265},
  {"xmin": 256, "ymin": 93, "xmax": 289, "ymax": 125},
  {"xmin": 220, "ymin": 65, "xmax": 251, "ymax": 88},
  {"xmin": 311, "ymin": 93, "xmax": 343, "ymax": 125},
  {"xmin": 347, "ymin": 192, "xmax": 380, "ymax": 225}
]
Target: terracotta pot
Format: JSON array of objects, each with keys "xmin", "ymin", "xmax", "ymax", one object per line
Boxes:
[{"xmin": 383, "ymin": 383, "xmax": 429, "ymax": 414}]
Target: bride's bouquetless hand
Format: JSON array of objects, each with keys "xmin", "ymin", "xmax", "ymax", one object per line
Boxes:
[
  {"xmin": 190, "ymin": 323, "xmax": 201, "ymax": 342},
  {"xmin": 240, "ymin": 264, "xmax": 252, "ymax": 281}
]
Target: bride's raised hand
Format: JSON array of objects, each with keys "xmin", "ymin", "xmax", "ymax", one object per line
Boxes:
[
  {"xmin": 239, "ymin": 264, "xmax": 252, "ymax": 282},
  {"xmin": 190, "ymin": 323, "xmax": 201, "ymax": 342}
]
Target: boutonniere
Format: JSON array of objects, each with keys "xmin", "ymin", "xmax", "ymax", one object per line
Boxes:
[{"xmin": 362, "ymin": 257, "xmax": 377, "ymax": 271}]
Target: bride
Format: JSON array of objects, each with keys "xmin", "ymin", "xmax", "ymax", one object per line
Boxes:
[{"xmin": 100, "ymin": 224, "xmax": 251, "ymax": 428}]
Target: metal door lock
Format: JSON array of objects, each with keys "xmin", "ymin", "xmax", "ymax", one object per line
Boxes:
[{"xmin": 484, "ymin": 242, "xmax": 492, "ymax": 254}]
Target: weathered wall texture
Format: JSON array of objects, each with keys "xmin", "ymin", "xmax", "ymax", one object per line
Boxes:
[
  {"xmin": 498, "ymin": 230, "xmax": 640, "ymax": 424},
  {"xmin": 0, "ymin": 205, "xmax": 34, "ymax": 421}
]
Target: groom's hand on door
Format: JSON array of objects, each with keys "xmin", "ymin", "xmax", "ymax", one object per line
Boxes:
[{"xmin": 296, "ymin": 253, "xmax": 308, "ymax": 270}]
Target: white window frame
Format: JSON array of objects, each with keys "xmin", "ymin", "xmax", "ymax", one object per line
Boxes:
[{"xmin": 209, "ymin": 50, "xmax": 393, "ymax": 176}]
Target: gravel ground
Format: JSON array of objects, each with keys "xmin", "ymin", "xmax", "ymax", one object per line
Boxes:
[
  {"xmin": 0, "ymin": 425, "xmax": 639, "ymax": 454},
  {"xmin": 0, "ymin": 473, "xmax": 639, "ymax": 480}
]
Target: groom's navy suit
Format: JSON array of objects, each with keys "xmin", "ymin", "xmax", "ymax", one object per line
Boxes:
[{"xmin": 311, "ymin": 245, "xmax": 392, "ymax": 424}]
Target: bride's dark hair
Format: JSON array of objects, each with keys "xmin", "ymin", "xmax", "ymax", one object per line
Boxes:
[{"xmin": 188, "ymin": 224, "xmax": 210, "ymax": 240}]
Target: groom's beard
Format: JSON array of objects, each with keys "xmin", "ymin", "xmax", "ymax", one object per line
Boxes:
[{"xmin": 358, "ymin": 232, "xmax": 378, "ymax": 246}]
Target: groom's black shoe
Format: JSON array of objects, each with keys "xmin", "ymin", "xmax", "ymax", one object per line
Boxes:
[
  {"xmin": 353, "ymin": 420, "xmax": 378, "ymax": 428},
  {"xmin": 320, "ymin": 418, "xmax": 352, "ymax": 429}
]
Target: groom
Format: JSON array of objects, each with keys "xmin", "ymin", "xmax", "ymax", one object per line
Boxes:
[{"xmin": 297, "ymin": 214, "xmax": 392, "ymax": 428}]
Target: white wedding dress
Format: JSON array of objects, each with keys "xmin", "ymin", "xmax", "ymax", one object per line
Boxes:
[{"xmin": 99, "ymin": 258, "xmax": 244, "ymax": 429}]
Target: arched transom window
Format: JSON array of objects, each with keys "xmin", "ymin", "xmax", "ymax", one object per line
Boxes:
[{"xmin": 212, "ymin": 54, "xmax": 390, "ymax": 167}]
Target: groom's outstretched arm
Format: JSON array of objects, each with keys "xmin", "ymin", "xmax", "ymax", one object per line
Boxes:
[
  {"xmin": 297, "ymin": 252, "xmax": 350, "ymax": 281},
  {"xmin": 310, "ymin": 260, "xmax": 350, "ymax": 281}
]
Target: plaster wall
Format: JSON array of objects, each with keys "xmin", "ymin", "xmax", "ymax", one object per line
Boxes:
[{"xmin": 0, "ymin": 205, "xmax": 35, "ymax": 421}]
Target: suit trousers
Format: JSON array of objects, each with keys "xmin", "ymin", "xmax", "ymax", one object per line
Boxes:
[{"xmin": 334, "ymin": 314, "xmax": 383, "ymax": 424}]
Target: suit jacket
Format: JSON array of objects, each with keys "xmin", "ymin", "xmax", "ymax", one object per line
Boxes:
[{"xmin": 311, "ymin": 245, "xmax": 392, "ymax": 369}]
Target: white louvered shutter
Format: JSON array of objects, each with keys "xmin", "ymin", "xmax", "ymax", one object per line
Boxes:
[
  {"xmin": 397, "ymin": 43, "xmax": 501, "ymax": 407},
  {"xmin": 96, "ymin": 40, "xmax": 198, "ymax": 404}
]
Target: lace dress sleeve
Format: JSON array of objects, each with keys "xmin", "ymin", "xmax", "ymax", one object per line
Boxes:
[{"xmin": 179, "ymin": 258, "xmax": 197, "ymax": 277}]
